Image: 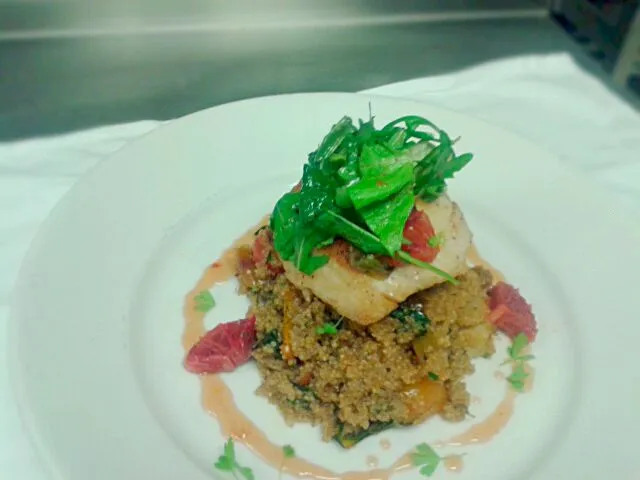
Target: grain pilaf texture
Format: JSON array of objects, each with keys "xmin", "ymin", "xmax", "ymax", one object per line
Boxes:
[{"xmin": 238, "ymin": 240, "xmax": 496, "ymax": 445}]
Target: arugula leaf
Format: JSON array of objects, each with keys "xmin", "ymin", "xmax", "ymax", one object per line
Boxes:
[
  {"xmin": 358, "ymin": 143, "xmax": 403, "ymax": 178},
  {"xmin": 414, "ymin": 131, "xmax": 473, "ymax": 202},
  {"xmin": 311, "ymin": 116, "xmax": 356, "ymax": 166},
  {"xmin": 337, "ymin": 137, "xmax": 360, "ymax": 184},
  {"xmin": 270, "ymin": 192, "xmax": 300, "ymax": 260},
  {"xmin": 386, "ymin": 128, "xmax": 407, "ymax": 150},
  {"xmin": 194, "ymin": 290, "xmax": 215, "ymax": 313},
  {"xmin": 397, "ymin": 251, "xmax": 459, "ymax": 285},
  {"xmin": 292, "ymin": 227, "xmax": 331, "ymax": 274},
  {"xmin": 347, "ymin": 163, "xmax": 414, "ymax": 210},
  {"xmin": 382, "ymin": 115, "xmax": 441, "ymax": 138},
  {"xmin": 269, "ymin": 114, "xmax": 473, "ymax": 279},
  {"xmin": 411, "ymin": 443, "xmax": 441, "ymax": 477},
  {"xmin": 282, "ymin": 445, "xmax": 296, "ymax": 458},
  {"xmin": 317, "ymin": 211, "xmax": 389, "ymax": 255},
  {"xmin": 359, "ymin": 186, "xmax": 415, "ymax": 254}
]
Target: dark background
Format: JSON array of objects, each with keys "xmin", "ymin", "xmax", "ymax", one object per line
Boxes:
[{"xmin": 0, "ymin": 0, "xmax": 637, "ymax": 140}]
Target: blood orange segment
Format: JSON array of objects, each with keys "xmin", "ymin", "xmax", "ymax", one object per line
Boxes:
[
  {"xmin": 487, "ymin": 282, "xmax": 537, "ymax": 342},
  {"xmin": 185, "ymin": 315, "xmax": 257, "ymax": 374}
]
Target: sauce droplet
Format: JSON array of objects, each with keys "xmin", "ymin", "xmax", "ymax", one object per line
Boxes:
[
  {"xmin": 444, "ymin": 455, "xmax": 464, "ymax": 473},
  {"xmin": 380, "ymin": 438, "xmax": 392, "ymax": 451},
  {"xmin": 366, "ymin": 455, "xmax": 379, "ymax": 468}
]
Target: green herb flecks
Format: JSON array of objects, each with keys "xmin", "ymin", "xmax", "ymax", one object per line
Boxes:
[
  {"xmin": 214, "ymin": 438, "xmax": 255, "ymax": 480},
  {"xmin": 253, "ymin": 330, "xmax": 283, "ymax": 359},
  {"xmin": 194, "ymin": 290, "xmax": 215, "ymax": 313},
  {"xmin": 427, "ymin": 233, "xmax": 444, "ymax": 248},
  {"xmin": 282, "ymin": 445, "xmax": 295, "ymax": 458},
  {"xmin": 391, "ymin": 304, "xmax": 430, "ymax": 336},
  {"xmin": 287, "ymin": 397, "xmax": 312, "ymax": 411},
  {"xmin": 503, "ymin": 333, "xmax": 534, "ymax": 392},
  {"xmin": 427, "ymin": 372, "xmax": 439, "ymax": 381},
  {"xmin": 270, "ymin": 114, "xmax": 473, "ymax": 277},
  {"xmin": 316, "ymin": 317, "xmax": 343, "ymax": 336}
]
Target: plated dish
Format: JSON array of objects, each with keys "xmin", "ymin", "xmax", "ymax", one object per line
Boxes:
[
  {"xmin": 183, "ymin": 114, "xmax": 538, "ymax": 477},
  {"xmin": 10, "ymin": 93, "xmax": 639, "ymax": 480}
]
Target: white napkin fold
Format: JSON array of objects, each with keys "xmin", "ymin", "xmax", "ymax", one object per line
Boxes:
[
  {"xmin": 1, "ymin": 52, "xmax": 639, "ymax": 480},
  {"xmin": 363, "ymin": 53, "xmax": 640, "ymax": 215}
]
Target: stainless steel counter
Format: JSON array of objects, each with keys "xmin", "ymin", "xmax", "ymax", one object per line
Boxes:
[{"xmin": 0, "ymin": 2, "xmax": 635, "ymax": 140}]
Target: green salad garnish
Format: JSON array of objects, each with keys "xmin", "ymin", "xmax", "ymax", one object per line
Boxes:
[{"xmin": 270, "ymin": 114, "xmax": 473, "ymax": 277}]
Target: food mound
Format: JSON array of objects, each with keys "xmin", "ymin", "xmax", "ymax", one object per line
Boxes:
[{"xmin": 185, "ymin": 114, "xmax": 538, "ymax": 448}]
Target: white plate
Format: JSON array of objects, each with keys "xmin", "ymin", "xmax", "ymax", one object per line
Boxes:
[{"xmin": 9, "ymin": 93, "xmax": 640, "ymax": 480}]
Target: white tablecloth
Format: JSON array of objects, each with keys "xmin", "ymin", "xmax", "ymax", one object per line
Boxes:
[{"xmin": 1, "ymin": 53, "xmax": 639, "ymax": 479}]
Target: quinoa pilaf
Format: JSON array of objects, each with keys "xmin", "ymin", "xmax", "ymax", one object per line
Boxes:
[{"xmin": 237, "ymin": 234, "xmax": 496, "ymax": 446}]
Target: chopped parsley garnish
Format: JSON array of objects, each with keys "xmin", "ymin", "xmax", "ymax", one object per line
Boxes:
[
  {"xmin": 411, "ymin": 443, "xmax": 442, "ymax": 477},
  {"xmin": 507, "ymin": 363, "xmax": 529, "ymax": 392},
  {"xmin": 194, "ymin": 290, "xmax": 215, "ymax": 313},
  {"xmin": 505, "ymin": 333, "xmax": 535, "ymax": 363},
  {"xmin": 282, "ymin": 444, "xmax": 295, "ymax": 458},
  {"xmin": 427, "ymin": 233, "xmax": 444, "ymax": 248},
  {"xmin": 427, "ymin": 372, "xmax": 439, "ymax": 381},
  {"xmin": 270, "ymin": 115, "xmax": 473, "ymax": 278},
  {"xmin": 214, "ymin": 438, "xmax": 254, "ymax": 480},
  {"xmin": 504, "ymin": 333, "xmax": 534, "ymax": 392},
  {"xmin": 411, "ymin": 443, "xmax": 464, "ymax": 477}
]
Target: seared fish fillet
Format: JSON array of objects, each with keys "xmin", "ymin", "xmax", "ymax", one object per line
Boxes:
[{"xmin": 282, "ymin": 195, "xmax": 472, "ymax": 325}]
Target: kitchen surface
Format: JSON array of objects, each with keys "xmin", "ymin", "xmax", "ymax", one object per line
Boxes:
[{"xmin": 0, "ymin": 0, "xmax": 638, "ymax": 140}]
